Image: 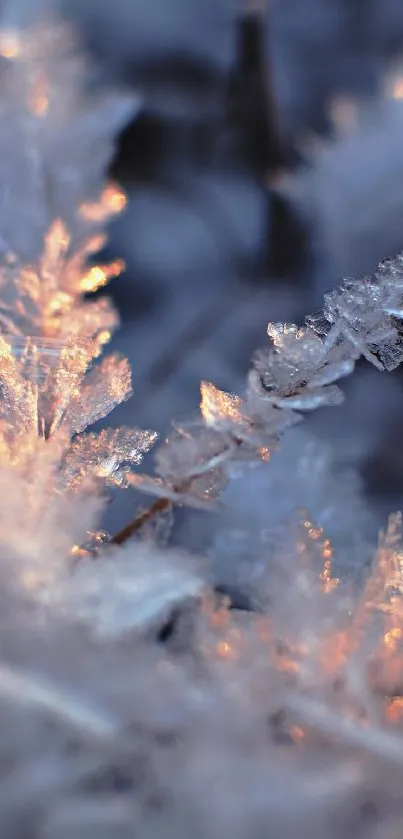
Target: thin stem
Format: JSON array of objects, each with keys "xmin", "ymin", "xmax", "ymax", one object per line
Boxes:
[
  {"xmin": 286, "ymin": 693, "xmax": 403, "ymax": 768},
  {"xmin": 110, "ymin": 446, "xmax": 235, "ymax": 547},
  {"xmin": 110, "ymin": 496, "xmax": 173, "ymax": 546},
  {"xmin": 0, "ymin": 663, "xmax": 117, "ymax": 739}
]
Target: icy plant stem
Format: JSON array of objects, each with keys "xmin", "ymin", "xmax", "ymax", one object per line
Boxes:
[
  {"xmin": 110, "ymin": 450, "xmax": 233, "ymax": 546},
  {"xmin": 0, "ymin": 663, "xmax": 118, "ymax": 739},
  {"xmin": 287, "ymin": 693, "xmax": 403, "ymax": 768},
  {"xmin": 110, "ymin": 496, "xmax": 173, "ymax": 546}
]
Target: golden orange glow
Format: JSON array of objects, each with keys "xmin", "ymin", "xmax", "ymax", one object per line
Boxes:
[
  {"xmin": 80, "ymin": 266, "xmax": 108, "ymax": 293},
  {"xmin": 301, "ymin": 518, "xmax": 339, "ymax": 593},
  {"xmin": 202, "ymin": 593, "xmax": 231, "ymax": 630},
  {"xmin": 79, "ymin": 184, "xmax": 127, "ymax": 223},
  {"xmin": 392, "ymin": 79, "xmax": 403, "ymax": 99},
  {"xmin": 79, "ymin": 260, "xmax": 124, "ymax": 293},
  {"xmin": 0, "ymin": 335, "xmax": 12, "ymax": 359},
  {"xmin": 43, "ymin": 292, "xmax": 72, "ymax": 318},
  {"xmin": 385, "ymin": 64, "xmax": 403, "ymax": 100},
  {"xmin": 200, "ymin": 381, "xmax": 243, "ymax": 426},
  {"xmin": 320, "ymin": 540, "xmax": 339, "ymax": 593},
  {"xmin": 216, "ymin": 640, "xmax": 237, "ymax": 661},
  {"xmin": 384, "ymin": 627, "xmax": 403, "ymax": 649},
  {"xmin": 30, "ymin": 94, "xmax": 49, "ymax": 117},
  {"xmin": 96, "ymin": 330, "xmax": 111, "ymax": 346},
  {"xmin": 28, "ymin": 73, "xmax": 49, "ymax": 117},
  {"xmin": 0, "ymin": 31, "xmax": 21, "ymax": 59},
  {"xmin": 0, "ymin": 199, "xmax": 126, "ymax": 349},
  {"xmin": 290, "ymin": 726, "xmax": 305, "ymax": 743},
  {"xmin": 103, "ymin": 184, "xmax": 127, "ymax": 213},
  {"xmin": 386, "ymin": 697, "xmax": 403, "ymax": 724},
  {"xmin": 303, "ymin": 519, "xmax": 322, "ymax": 540}
]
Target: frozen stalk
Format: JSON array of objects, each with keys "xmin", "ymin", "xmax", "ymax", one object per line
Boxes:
[
  {"xmin": 115, "ymin": 253, "xmax": 403, "ymax": 541},
  {"xmin": 0, "ymin": 663, "xmax": 117, "ymax": 739}
]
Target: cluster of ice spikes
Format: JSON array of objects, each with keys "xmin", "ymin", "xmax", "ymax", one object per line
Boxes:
[
  {"xmin": 133, "ymin": 254, "xmax": 403, "ymax": 513},
  {"xmin": 0, "ymin": 6, "xmax": 158, "ymax": 578}
]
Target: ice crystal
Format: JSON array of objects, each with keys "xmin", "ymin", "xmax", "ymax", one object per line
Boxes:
[
  {"xmin": 64, "ymin": 353, "xmax": 133, "ymax": 435},
  {"xmin": 253, "ymin": 324, "xmax": 352, "ymax": 409},
  {"xmin": 0, "ymin": 334, "xmax": 141, "ymax": 443},
  {"xmin": 63, "ymin": 427, "xmax": 158, "ymax": 491},
  {"xmin": 130, "ymin": 380, "xmax": 301, "ymax": 511},
  {"xmin": 138, "ymin": 249, "xmax": 403, "ymax": 512},
  {"xmin": 0, "ymin": 215, "xmax": 124, "ymax": 353},
  {"xmin": 0, "ymin": 6, "xmax": 156, "ymax": 543}
]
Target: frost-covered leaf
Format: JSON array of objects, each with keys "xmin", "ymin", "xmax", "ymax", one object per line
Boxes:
[
  {"xmin": 65, "ymin": 354, "xmax": 132, "ymax": 435},
  {"xmin": 253, "ymin": 324, "xmax": 353, "ymax": 410},
  {"xmin": 63, "ymin": 426, "xmax": 158, "ymax": 489},
  {"xmin": 321, "ymin": 279, "xmax": 400, "ymax": 370},
  {"xmin": 200, "ymin": 381, "xmax": 244, "ymax": 429},
  {"xmin": 129, "ymin": 473, "xmax": 222, "ymax": 511}
]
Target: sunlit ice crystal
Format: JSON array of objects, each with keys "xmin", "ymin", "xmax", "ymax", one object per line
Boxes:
[
  {"xmin": 0, "ymin": 335, "xmax": 140, "ymax": 443},
  {"xmin": 0, "ymin": 217, "xmax": 123, "ymax": 352},
  {"xmin": 0, "ymin": 334, "xmax": 101, "ymax": 437},
  {"xmin": 200, "ymin": 381, "xmax": 244, "ymax": 429},
  {"xmin": 64, "ymin": 353, "xmax": 133, "ymax": 435},
  {"xmin": 200, "ymin": 378, "xmax": 301, "ymax": 459},
  {"xmin": 63, "ymin": 426, "xmax": 158, "ymax": 491}
]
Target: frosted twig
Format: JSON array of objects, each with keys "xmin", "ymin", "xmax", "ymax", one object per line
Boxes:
[
  {"xmin": 0, "ymin": 663, "xmax": 118, "ymax": 739},
  {"xmin": 111, "ymin": 495, "xmax": 174, "ymax": 546},
  {"xmin": 286, "ymin": 693, "xmax": 403, "ymax": 768},
  {"xmin": 113, "ymin": 253, "xmax": 403, "ymax": 546}
]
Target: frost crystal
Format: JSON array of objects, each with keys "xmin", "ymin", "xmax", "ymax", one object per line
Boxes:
[
  {"xmin": 0, "ymin": 7, "xmax": 160, "ymax": 601},
  {"xmin": 128, "ymin": 245, "xmax": 403, "ymax": 531},
  {"xmin": 0, "ymin": 216, "xmax": 124, "ymax": 353},
  {"xmin": 255, "ymin": 323, "xmax": 354, "ymax": 409},
  {"xmin": 64, "ymin": 427, "xmax": 157, "ymax": 491},
  {"xmin": 0, "ymin": 8, "xmax": 157, "ymax": 559}
]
